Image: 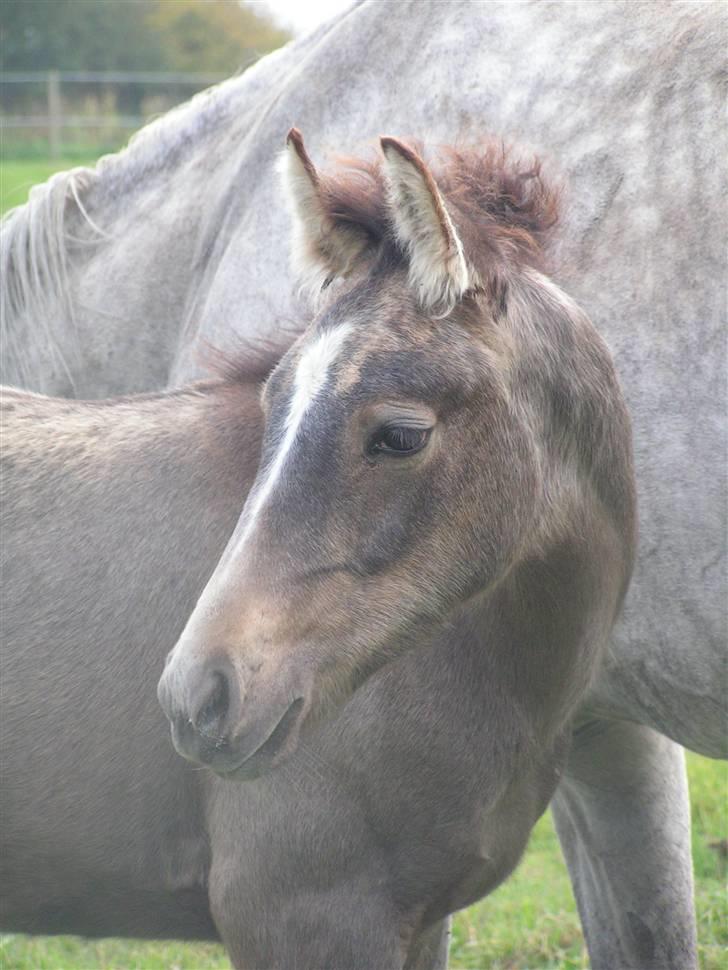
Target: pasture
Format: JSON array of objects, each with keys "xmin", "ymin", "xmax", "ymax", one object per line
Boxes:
[{"xmin": 0, "ymin": 161, "xmax": 725, "ymax": 970}]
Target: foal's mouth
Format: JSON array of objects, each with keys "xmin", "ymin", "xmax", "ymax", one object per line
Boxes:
[{"xmin": 215, "ymin": 696, "xmax": 306, "ymax": 780}]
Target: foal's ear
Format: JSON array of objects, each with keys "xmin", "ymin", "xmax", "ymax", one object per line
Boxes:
[
  {"xmin": 280, "ymin": 128, "xmax": 371, "ymax": 294},
  {"xmin": 380, "ymin": 137, "xmax": 470, "ymax": 315}
]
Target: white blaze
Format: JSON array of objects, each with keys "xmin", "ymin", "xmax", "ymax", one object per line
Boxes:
[{"xmin": 235, "ymin": 323, "xmax": 352, "ymax": 548}]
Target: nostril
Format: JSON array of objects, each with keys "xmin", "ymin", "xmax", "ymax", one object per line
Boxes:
[{"xmin": 193, "ymin": 671, "xmax": 230, "ymax": 740}]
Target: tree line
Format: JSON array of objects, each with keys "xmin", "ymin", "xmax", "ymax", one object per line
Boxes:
[{"xmin": 0, "ymin": 0, "xmax": 290, "ymax": 74}]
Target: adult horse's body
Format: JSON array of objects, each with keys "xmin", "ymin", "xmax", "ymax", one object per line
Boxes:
[{"xmin": 1, "ymin": 1, "xmax": 725, "ymax": 967}]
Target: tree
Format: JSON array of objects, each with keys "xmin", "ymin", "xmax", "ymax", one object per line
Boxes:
[
  {"xmin": 147, "ymin": 1, "xmax": 290, "ymax": 74},
  {"xmin": 0, "ymin": 1, "xmax": 163, "ymax": 73},
  {"xmin": 0, "ymin": 0, "xmax": 289, "ymax": 74}
]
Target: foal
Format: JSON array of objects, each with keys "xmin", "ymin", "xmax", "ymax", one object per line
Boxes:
[
  {"xmin": 1, "ymin": 375, "xmax": 555, "ymax": 967},
  {"xmin": 3, "ymin": 134, "xmax": 635, "ymax": 968},
  {"xmin": 160, "ymin": 132, "xmax": 636, "ymax": 783}
]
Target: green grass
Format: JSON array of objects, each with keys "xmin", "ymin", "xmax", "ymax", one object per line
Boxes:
[
  {"xmin": 1, "ymin": 160, "xmax": 726, "ymax": 969},
  {"xmin": 0, "ymin": 160, "xmax": 96, "ymax": 216},
  {"xmin": 0, "ymin": 937, "xmax": 230, "ymax": 970},
  {"xmin": 1, "ymin": 137, "xmax": 127, "ymax": 165}
]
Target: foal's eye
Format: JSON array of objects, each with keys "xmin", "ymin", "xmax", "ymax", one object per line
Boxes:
[{"xmin": 368, "ymin": 425, "xmax": 431, "ymax": 457}]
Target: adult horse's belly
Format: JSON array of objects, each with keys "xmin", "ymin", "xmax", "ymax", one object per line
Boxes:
[
  {"xmin": 584, "ymin": 295, "xmax": 725, "ymax": 758},
  {"xmin": 584, "ymin": 544, "xmax": 726, "ymax": 758}
]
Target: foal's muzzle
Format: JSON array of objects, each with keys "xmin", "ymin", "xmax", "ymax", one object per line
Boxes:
[{"xmin": 156, "ymin": 655, "xmax": 307, "ymax": 779}]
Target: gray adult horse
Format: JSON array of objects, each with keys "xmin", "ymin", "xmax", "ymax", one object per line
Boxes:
[{"xmin": 1, "ymin": 1, "xmax": 725, "ymax": 967}]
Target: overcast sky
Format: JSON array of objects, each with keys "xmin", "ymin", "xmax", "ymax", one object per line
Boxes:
[{"xmin": 255, "ymin": 0, "xmax": 353, "ymax": 35}]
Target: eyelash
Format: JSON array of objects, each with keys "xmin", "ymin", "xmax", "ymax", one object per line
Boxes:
[{"xmin": 367, "ymin": 426, "xmax": 431, "ymax": 457}]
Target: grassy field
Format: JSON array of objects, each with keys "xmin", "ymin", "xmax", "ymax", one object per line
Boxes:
[
  {"xmin": 1, "ymin": 162, "xmax": 89, "ymax": 216},
  {"xmin": 0, "ymin": 161, "xmax": 726, "ymax": 969}
]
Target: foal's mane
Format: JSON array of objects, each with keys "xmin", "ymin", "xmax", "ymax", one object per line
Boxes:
[
  {"xmin": 319, "ymin": 140, "xmax": 561, "ymax": 280},
  {"xmin": 200, "ymin": 330, "xmax": 302, "ymax": 385},
  {"xmin": 209, "ymin": 141, "xmax": 562, "ymax": 383}
]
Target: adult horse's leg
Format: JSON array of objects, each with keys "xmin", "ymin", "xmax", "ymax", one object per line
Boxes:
[{"xmin": 552, "ymin": 719, "xmax": 697, "ymax": 970}]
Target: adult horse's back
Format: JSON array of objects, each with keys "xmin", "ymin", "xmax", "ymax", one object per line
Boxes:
[
  {"xmin": 2, "ymin": 2, "xmax": 723, "ymax": 402},
  {"xmin": 1, "ymin": 3, "xmax": 725, "ymax": 967}
]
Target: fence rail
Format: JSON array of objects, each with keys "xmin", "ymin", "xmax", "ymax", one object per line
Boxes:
[{"xmin": 0, "ymin": 70, "xmax": 233, "ymax": 158}]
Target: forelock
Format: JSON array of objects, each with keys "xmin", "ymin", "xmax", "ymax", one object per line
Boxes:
[{"xmin": 314, "ymin": 139, "xmax": 561, "ymax": 282}]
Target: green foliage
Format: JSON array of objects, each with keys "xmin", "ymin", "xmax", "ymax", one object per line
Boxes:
[
  {"xmin": 0, "ymin": 0, "xmax": 289, "ymax": 74},
  {"xmin": 146, "ymin": 1, "xmax": 289, "ymax": 73},
  {"xmin": 0, "ymin": 1, "xmax": 290, "ymax": 158},
  {"xmin": 0, "ymin": 1, "xmax": 163, "ymax": 73}
]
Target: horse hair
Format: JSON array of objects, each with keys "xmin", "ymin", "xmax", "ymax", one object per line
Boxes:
[{"xmin": 319, "ymin": 140, "xmax": 561, "ymax": 282}]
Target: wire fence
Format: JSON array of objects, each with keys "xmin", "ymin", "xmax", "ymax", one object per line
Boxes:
[{"xmin": 1, "ymin": 70, "xmax": 235, "ymax": 159}]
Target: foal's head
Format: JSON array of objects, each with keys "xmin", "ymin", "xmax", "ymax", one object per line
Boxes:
[{"xmin": 158, "ymin": 131, "xmax": 634, "ymax": 777}]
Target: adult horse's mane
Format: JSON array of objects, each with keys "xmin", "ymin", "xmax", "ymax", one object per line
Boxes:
[
  {"xmin": 0, "ymin": 79, "xmax": 252, "ymax": 392},
  {"xmin": 0, "ymin": 1, "xmax": 355, "ymax": 391},
  {"xmin": 0, "ymin": 79, "xmax": 236, "ymax": 326},
  {"xmin": 0, "ymin": 0, "xmax": 340, "ymax": 381},
  {"xmin": 315, "ymin": 140, "xmax": 561, "ymax": 281}
]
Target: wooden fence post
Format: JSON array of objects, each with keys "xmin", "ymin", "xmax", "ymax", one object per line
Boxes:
[{"xmin": 47, "ymin": 71, "xmax": 61, "ymax": 159}]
